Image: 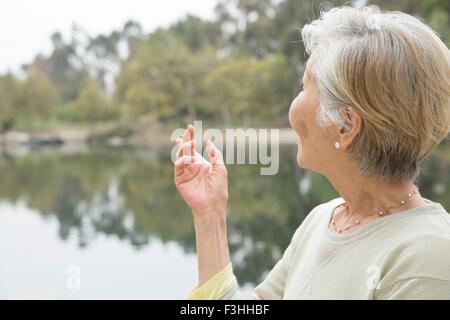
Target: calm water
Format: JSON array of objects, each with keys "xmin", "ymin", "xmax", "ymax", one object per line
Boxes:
[{"xmin": 0, "ymin": 145, "xmax": 449, "ymax": 299}]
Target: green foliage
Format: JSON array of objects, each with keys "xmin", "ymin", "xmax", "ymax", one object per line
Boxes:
[
  {"xmin": 0, "ymin": 68, "xmax": 57, "ymax": 129},
  {"xmin": 0, "ymin": 74, "xmax": 19, "ymax": 129},
  {"xmin": 17, "ymin": 68, "xmax": 57, "ymax": 122},
  {"xmin": 116, "ymin": 32, "xmax": 190, "ymax": 120},
  {"xmin": 170, "ymin": 14, "xmax": 222, "ymax": 52},
  {"xmin": 203, "ymin": 55, "xmax": 294, "ymax": 126},
  {"xmin": 59, "ymin": 77, "xmax": 119, "ymax": 123}
]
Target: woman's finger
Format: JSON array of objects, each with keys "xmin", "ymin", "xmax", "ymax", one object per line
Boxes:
[
  {"xmin": 206, "ymin": 139, "xmax": 224, "ymax": 165},
  {"xmin": 194, "ymin": 148, "xmax": 209, "ymax": 165},
  {"xmin": 182, "ymin": 124, "xmax": 194, "ymax": 143},
  {"xmin": 175, "ymin": 138, "xmax": 183, "ymax": 159},
  {"xmin": 177, "ymin": 140, "xmax": 194, "ymax": 159},
  {"xmin": 174, "ymin": 155, "xmax": 195, "ymax": 177}
]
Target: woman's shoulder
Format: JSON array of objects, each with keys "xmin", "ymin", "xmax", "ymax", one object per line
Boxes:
[
  {"xmin": 380, "ymin": 231, "xmax": 450, "ymax": 285},
  {"xmin": 389, "ymin": 200, "xmax": 450, "ymax": 241},
  {"xmin": 381, "ymin": 202, "xmax": 450, "ymax": 282}
]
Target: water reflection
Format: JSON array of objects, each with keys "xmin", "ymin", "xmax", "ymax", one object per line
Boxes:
[{"xmin": 0, "ymin": 145, "xmax": 449, "ymax": 290}]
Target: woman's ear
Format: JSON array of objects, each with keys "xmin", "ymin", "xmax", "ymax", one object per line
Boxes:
[{"xmin": 339, "ymin": 107, "xmax": 362, "ymax": 150}]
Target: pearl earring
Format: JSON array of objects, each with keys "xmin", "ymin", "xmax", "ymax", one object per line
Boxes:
[{"xmin": 334, "ymin": 142, "xmax": 341, "ymax": 149}]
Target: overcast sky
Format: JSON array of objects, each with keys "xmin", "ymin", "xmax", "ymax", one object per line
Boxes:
[{"xmin": 0, "ymin": 0, "xmax": 216, "ymax": 73}]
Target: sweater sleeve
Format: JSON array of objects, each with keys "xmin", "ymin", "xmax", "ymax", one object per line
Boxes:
[
  {"xmin": 186, "ymin": 239, "xmax": 295, "ymax": 300},
  {"xmin": 186, "ymin": 237, "xmax": 296, "ymax": 299},
  {"xmin": 186, "ymin": 263, "xmax": 242, "ymax": 300}
]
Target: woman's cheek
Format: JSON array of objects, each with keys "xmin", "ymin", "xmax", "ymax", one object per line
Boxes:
[
  {"xmin": 297, "ymin": 118, "xmax": 309, "ymax": 139},
  {"xmin": 292, "ymin": 106, "xmax": 309, "ymax": 139},
  {"xmin": 289, "ymin": 97, "xmax": 304, "ymax": 133}
]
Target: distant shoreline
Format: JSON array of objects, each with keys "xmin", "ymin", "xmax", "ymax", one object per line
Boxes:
[{"xmin": 0, "ymin": 125, "xmax": 299, "ymax": 150}]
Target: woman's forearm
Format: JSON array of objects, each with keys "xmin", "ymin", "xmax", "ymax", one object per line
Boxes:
[{"xmin": 193, "ymin": 207, "xmax": 231, "ymax": 287}]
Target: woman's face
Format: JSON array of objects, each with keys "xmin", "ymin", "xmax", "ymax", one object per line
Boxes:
[{"xmin": 288, "ymin": 58, "xmax": 336, "ymax": 173}]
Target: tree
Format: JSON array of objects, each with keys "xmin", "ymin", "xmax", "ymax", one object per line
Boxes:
[
  {"xmin": 63, "ymin": 77, "xmax": 119, "ymax": 123},
  {"xmin": 203, "ymin": 54, "xmax": 294, "ymax": 126},
  {"xmin": 121, "ymin": 20, "xmax": 144, "ymax": 53},
  {"xmin": 170, "ymin": 15, "xmax": 222, "ymax": 52},
  {"xmin": 85, "ymin": 32, "xmax": 122, "ymax": 91},
  {"xmin": 116, "ymin": 31, "xmax": 194, "ymax": 120},
  {"xmin": 0, "ymin": 74, "xmax": 20, "ymax": 132},
  {"xmin": 16, "ymin": 68, "xmax": 57, "ymax": 124},
  {"xmin": 24, "ymin": 31, "xmax": 87, "ymax": 103}
]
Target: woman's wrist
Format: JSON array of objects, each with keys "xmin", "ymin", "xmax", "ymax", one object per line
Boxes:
[
  {"xmin": 193, "ymin": 208, "xmax": 228, "ymax": 241},
  {"xmin": 193, "ymin": 206, "xmax": 227, "ymax": 226},
  {"xmin": 193, "ymin": 206, "xmax": 230, "ymax": 286}
]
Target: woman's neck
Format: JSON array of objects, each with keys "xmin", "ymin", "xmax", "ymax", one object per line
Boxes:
[{"xmin": 327, "ymin": 171, "xmax": 426, "ymax": 218}]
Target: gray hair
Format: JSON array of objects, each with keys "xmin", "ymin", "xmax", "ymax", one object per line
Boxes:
[{"xmin": 301, "ymin": 6, "xmax": 450, "ymax": 182}]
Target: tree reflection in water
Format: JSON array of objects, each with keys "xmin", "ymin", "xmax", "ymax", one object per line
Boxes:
[{"xmin": 0, "ymin": 145, "xmax": 448, "ymax": 286}]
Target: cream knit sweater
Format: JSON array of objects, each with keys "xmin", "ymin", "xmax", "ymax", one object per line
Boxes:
[{"xmin": 188, "ymin": 198, "xmax": 450, "ymax": 299}]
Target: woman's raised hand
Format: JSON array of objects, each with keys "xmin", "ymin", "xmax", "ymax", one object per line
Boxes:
[{"xmin": 174, "ymin": 124, "xmax": 228, "ymax": 218}]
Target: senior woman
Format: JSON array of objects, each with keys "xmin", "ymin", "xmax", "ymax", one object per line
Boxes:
[{"xmin": 174, "ymin": 6, "xmax": 450, "ymax": 299}]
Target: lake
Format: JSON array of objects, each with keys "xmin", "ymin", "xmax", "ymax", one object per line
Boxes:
[{"xmin": 0, "ymin": 145, "xmax": 449, "ymax": 299}]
